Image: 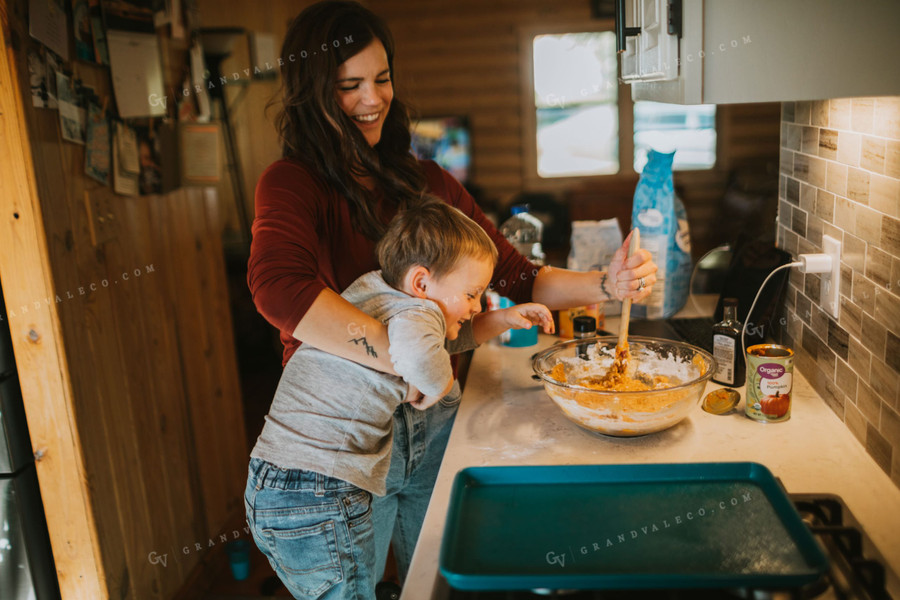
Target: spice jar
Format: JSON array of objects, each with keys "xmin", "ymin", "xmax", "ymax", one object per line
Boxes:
[{"xmin": 573, "ymin": 315, "xmax": 597, "ymax": 359}]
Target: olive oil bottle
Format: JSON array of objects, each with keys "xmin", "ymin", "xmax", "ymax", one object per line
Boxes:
[{"xmin": 712, "ymin": 298, "xmax": 745, "ymax": 387}]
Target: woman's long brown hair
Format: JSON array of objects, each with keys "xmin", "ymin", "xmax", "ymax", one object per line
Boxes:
[{"xmin": 272, "ymin": 0, "xmax": 427, "ymax": 240}]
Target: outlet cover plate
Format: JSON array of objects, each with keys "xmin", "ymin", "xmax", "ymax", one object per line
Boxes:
[{"xmin": 822, "ymin": 235, "xmax": 841, "ymax": 319}]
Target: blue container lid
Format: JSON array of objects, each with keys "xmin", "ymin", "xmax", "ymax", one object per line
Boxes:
[{"xmin": 510, "ymin": 204, "xmax": 530, "ymax": 215}]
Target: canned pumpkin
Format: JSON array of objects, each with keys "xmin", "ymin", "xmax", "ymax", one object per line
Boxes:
[{"xmin": 745, "ymin": 344, "xmax": 793, "ymax": 423}]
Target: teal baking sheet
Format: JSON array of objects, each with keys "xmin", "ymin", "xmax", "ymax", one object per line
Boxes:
[{"xmin": 439, "ymin": 463, "xmax": 828, "ymax": 591}]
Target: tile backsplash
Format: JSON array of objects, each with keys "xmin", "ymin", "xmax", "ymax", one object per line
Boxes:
[{"xmin": 777, "ymin": 97, "xmax": 900, "ymax": 489}]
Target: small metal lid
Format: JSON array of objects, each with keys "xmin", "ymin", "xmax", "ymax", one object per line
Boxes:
[{"xmin": 573, "ymin": 315, "xmax": 596, "ymax": 334}]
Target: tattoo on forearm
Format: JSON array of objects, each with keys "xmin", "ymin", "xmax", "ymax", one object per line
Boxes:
[
  {"xmin": 599, "ymin": 272, "xmax": 610, "ymax": 299},
  {"xmin": 349, "ymin": 337, "xmax": 378, "ymax": 358}
]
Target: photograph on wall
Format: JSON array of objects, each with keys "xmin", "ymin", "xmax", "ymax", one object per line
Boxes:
[
  {"xmin": 100, "ymin": 0, "xmax": 155, "ymax": 33},
  {"xmin": 56, "ymin": 71, "xmax": 85, "ymax": 144},
  {"xmin": 88, "ymin": 0, "xmax": 110, "ymax": 64},
  {"xmin": 45, "ymin": 51, "xmax": 61, "ymax": 108},
  {"xmin": 28, "ymin": 50, "xmax": 58, "ymax": 109},
  {"xmin": 85, "ymin": 104, "xmax": 111, "ymax": 184},
  {"xmin": 134, "ymin": 124, "xmax": 162, "ymax": 194},
  {"xmin": 72, "ymin": 0, "xmax": 97, "ymax": 61},
  {"xmin": 113, "ymin": 122, "xmax": 140, "ymax": 196}
]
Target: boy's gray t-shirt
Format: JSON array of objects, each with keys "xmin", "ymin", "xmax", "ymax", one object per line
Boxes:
[{"xmin": 250, "ymin": 270, "xmax": 477, "ymax": 495}]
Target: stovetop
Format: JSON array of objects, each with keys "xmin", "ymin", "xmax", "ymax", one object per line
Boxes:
[{"xmin": 441, "ymin": 494, "xmax": 897, "ymax": 600}]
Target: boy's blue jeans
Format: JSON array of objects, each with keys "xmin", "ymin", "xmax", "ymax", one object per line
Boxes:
[
  {"xmin": 372, "ymin": 381, "xmax": 461, "ymax": 583},
  {"xmin": 244, "ymin": 458, "xmax": 376, "ymax": 599},
  {"xmin": 243, "ymin": 380, "xmax": 461, "ymax": 597}
]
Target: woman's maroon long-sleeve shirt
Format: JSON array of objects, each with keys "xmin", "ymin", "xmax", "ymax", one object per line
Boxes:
[{"xmin": 247, "ymin": 158, "xmax": 538, "ymax": 366}]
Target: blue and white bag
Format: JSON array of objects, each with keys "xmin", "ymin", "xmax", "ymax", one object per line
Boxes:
[{"xmin": 631, "ymin": 149, "xmax": 692, "ymax": 318}]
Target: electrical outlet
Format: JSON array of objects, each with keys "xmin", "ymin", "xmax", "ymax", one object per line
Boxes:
[
  {"xmin": 84, "ymin": 188, "xmax": 117, "ymax": 246},
  {"xmin": 821, "ymin": 235, "xmax": 841, "ymax": 319}
]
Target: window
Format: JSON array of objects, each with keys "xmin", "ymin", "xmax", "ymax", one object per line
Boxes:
[
  {"xmin": 529, "ymin": 30, "xmax": 716, "ymax": 180},
  {"xmin": 633, "ymin": 101, "xmax": 716, "ymax": 172},
  {"xmin": 532, "ymin": 32, "xmax": 619, "ymax": 178}
]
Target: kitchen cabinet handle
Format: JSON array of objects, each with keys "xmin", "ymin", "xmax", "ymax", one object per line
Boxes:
[{"xmin": 615, "ymin": 0, "xmax": 641, "ymax": 52}]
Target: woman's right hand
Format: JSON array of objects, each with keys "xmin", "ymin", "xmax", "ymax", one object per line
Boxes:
[{"xmin": 605, "ymin": 230, "xmax": 657, "ymax": 302}]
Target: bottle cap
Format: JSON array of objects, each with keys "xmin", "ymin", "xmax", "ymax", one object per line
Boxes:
[
  {"xmin": 510, "ymin": 204, "xmax": 530, "ymax": 216},
  {"xmin": 573, "ymin": 315, "xmax": 597, "ymax": 334},
  {"xmin": 724, "ymin": 297, "xmax": 738, "ymax": 308}
]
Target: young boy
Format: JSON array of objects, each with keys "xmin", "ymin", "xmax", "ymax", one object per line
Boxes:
[{"xmin": 245, "ymin": 199, "xmax": 553, "ymax": 599}]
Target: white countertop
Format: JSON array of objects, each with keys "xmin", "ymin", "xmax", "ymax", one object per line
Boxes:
[{"xmin": 401, "ymin": 327, "xmax": 900, "ymax": 599}]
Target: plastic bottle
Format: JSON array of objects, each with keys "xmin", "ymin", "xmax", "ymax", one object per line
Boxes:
[
  {"xmin": 497, "ymin": 205, "xmax": 544, "ymax": 348},
  {"xmin": 499, "ymin": 204, "xmax": 545, "ymax": 265},
  {"xmin": 499, "ymin": 296, "xmax": 538, "ymax": 347},
  {"xmin": 712, "ymin": 297, "xmax": 746, "ymax": 387}
]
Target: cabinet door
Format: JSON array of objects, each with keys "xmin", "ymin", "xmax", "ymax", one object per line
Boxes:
[
  {"xmin": 620, "ymin": 0, "xmax": 679, "ymax": 82},
  {"xmin": 639, "ymin": 0, "xmax": 678, "ymax": 80}
]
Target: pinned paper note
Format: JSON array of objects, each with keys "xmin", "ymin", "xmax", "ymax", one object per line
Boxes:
[
  {"xmin": 29, "ymin": 0, "xmax": 69, "ymax": 60},
  {"xmin": 116, "ymin": 122, "xmax": 140, "ymax": 174},
  {"xmin": 107, "ymin": 30, "xmax": 166, "ymax": 119},
  {"xmin": 180, "ymin": 123, "xmax": 220, "ymax": 184}
]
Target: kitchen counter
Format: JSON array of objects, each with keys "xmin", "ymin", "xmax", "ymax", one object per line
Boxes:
[{"xmin": 400, "ymin": 328, "xmax": 900, "ymax": 599}]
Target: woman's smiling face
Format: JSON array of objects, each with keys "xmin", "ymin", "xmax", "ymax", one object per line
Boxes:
[{"xmin": 334, "ymin": 39, "xmax": 393, "ymax": 147}]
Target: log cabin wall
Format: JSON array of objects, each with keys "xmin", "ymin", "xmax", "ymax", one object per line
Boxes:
[
  {"xmin": 204, "ymin": 0, "xmax": 781, "ymax": 260},
  {"xmin": 0, "ymin": 0, "xmax": 247, "ymax": 598}
]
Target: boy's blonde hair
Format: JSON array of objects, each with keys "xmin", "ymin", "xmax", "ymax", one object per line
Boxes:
[{"xmin": 377, "ymin": 198, "xmax": 499, "ymax": 288}]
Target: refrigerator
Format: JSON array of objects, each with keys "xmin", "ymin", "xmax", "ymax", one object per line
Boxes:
[{"xmin": 0, "ymin": 289, "xmax": 61, "ymax": 599}]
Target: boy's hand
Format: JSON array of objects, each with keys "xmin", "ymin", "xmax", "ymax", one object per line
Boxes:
[
  {"xmin": 503, "ymin": 302, "xmax": 555, "ymax": 334},
  {"xmin": 408, "ymin": 394, "xmax": 442, "ymax": 411},
  {"xmin": 404, "ymin": 383, "xmax": 423, "ymax": 405}
]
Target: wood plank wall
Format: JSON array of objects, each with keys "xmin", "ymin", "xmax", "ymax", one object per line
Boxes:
[
  {"xmin": 0, "ymin": 0, "xmax": 247, "ymax": 598},
  {"xmin": 206, "ymin": 0, "xmax": 780, "ymax": 260}
]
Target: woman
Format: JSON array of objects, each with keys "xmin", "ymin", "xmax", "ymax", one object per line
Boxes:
[{"xmin": 247, "ymin": 0, "xmax": 657, "ymax": 593}]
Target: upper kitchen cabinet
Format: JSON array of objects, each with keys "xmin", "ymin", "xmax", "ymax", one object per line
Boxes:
[{"xmin": 618, "ymin": 0, "xmax": 900, "ymax": 104}]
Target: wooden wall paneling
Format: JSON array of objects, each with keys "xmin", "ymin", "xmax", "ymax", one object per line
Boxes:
[
  {"xmin": 147, "ymin": 190, "xmax": 209, "ymax": 573},
  {"xmin": 187, "ymin": 189, "xmax": 246, "ymax": 516},
  {"xmin": 18, "ymin": 33, "xmax": 141, "ymax": 599},
  {"xmin": 53, "ymin": 133, "xmax": 163, "ymax": 597},
  {"xmin": 109, "ymin": 193, "xmax": 195, "ymax": 594},
  {"xmin": 201, "ymin": 188, "xmax": 249, "ymax": 507},
  {"xmin": 187, "ymin": 188, "xmax": 242, "ymax": 522},
  {"xmin": 131, "ymin": 198, "xmax": 200, "ymax": 594},
  {"xmin": 167, "ymin": 189, "xmax": 230, "ymax": 535},
  {"xmin": 0, "ymin": 9, "xmax": 107, "ymax": 587},
  {"xmin": 26, "ymin": 22, "xmax": 175, "ymax": 600},
  {"xmin": 40, "ymin": 148, "xmax": 133, "ymax": 599}
]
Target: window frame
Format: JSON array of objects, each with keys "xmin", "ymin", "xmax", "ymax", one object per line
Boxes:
[{"xmin": 519, "ymin": 21, "xmax": 720, "ymax": 191}]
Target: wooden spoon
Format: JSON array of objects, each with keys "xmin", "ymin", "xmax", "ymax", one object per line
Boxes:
[
  {"xmin": 598, "ymin": 228, "xmax": 641, "ymax": 385},
  {"xmin": 617, "ymin": 227, "xmax": 641, "ymax": 352}
]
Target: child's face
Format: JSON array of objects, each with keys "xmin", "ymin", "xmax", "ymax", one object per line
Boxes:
[{"xmin": 425, "ymin": 255, "xmax": 493, "ymax": 340}]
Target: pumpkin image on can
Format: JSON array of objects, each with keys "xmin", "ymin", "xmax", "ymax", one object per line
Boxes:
[{"xmin": 745, "ymin": 344, "xmax": 794, "ymax": 423}]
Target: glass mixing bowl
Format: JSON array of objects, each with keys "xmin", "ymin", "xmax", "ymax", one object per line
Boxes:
[{"xmin": 532, "ymin": 336, "xmax": 716, "ymax": 437}]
